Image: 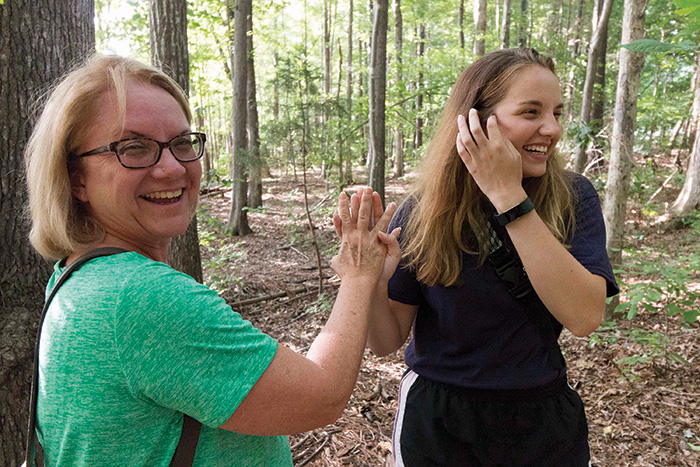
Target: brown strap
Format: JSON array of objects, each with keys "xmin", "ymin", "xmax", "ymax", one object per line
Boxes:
[{"xmin": 170, "ymin": 415, "xmax": 202, "ymax": 466}]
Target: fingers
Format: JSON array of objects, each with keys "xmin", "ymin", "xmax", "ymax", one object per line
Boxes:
[
  {"xmin": 356, "ymin": 187, "xmax": 373, "ymax": 231},
  {"xmin": 372, "ymin": 191, "xmax": 384, "ymax": 227},
  {"xmin": 337, "ymin": 191, "xmax": 352, "ymax": 230},
  {"xmin": 373, "ymin": 201, "xmax": 396, "ymax": 234},
  {"xmin": 332, "ymin": 213, "xmax": 342, "ymax": 239},
  {"xmin": 467, "ymin": 108, "xmax": 488, "ymax": 146},
  {"xmin": 350, "ymin": 191, "xmax": 361, "ymax": 225}
]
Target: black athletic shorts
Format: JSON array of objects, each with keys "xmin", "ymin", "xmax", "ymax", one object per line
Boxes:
[{"xmin": 392, "ymin": 370, "xmax": 591, "ymax": 467}]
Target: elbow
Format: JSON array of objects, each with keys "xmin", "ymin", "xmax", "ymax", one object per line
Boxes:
[{"xmin": 569, "ymin": 307, "xmax": 603, "ymax": 338}]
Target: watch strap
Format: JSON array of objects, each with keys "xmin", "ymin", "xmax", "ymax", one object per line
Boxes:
[{"xmin": 492, "ymin": 196, "xmax": 535, "ymax": 227}]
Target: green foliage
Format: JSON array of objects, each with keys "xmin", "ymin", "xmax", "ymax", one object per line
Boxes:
[
  {"xmin": 622, "ymin": 38, "xmax": 698, "ymax": 54},
  {"xmin": 613, "ymin": 248, "xmax": 700, "ymax": 325}
]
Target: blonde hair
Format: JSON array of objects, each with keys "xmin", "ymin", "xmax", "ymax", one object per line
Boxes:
[
  {"xmin": 403, "ymin": 48, "xmax": 576, "ymax": 287},
  {"xmin": 25, "ymin": 54, "xmax": 191, "ymax": 260}
]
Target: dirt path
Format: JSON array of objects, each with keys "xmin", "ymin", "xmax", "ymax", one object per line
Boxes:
[{"xmin": 199, "ymin": 171, "xmax": 699, "ymax": 467}]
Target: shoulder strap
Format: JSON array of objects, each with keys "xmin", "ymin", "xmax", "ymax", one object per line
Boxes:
[
  {"xmin": 24, "ymin": 248, "xmax": 126, "ymax": 466},
  {"xmin": 486, "ymin": 225, "xmax": 565, "ymax": 370}
]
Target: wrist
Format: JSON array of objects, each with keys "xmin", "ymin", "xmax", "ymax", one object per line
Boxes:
[
  {"xmin": 492, "ymin": 196, "xmax": 535, "ymax": 227},
  {"xmin": 490, "ymin": 188, "xmax": 528, "ymax": 214}
]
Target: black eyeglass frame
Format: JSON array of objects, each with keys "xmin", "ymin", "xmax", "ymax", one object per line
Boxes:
[{"xmin": 73, "ymin": 132, "xmax": 207, "ymax": 169}]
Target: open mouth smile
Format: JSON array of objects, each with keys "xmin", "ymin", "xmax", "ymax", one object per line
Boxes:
[{"xmin": 141, "ymin": 188, "xmax": 183, "ymax": 204}]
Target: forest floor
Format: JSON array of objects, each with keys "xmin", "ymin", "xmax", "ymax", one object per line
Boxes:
[{"xmin": 197, "ymin": 166, "xmax": 700, "ymax": 467}]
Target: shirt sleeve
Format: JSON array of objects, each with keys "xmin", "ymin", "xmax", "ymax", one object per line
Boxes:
[
  {"xmin": 114, "ymin": 261, "xmax": 278, "ymax": 428},
  {"xmin": 568, "ymin": 174, "xmax": 620, "ymax": 297}
]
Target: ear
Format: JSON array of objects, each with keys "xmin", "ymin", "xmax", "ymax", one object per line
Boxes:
[{"xmin": 70, "ymin": 168, "xmax": 89, "ymax": 203}]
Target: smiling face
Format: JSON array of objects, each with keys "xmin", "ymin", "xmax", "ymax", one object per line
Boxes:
[
  {"xmin": 490, "ymin": 65, "xmax": 563, "ymax": 179},
  {"xmin": 72, "ymin": 82, "xmax": 201, "ymax": 259}
]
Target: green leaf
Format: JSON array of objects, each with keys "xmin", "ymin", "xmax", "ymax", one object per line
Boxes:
[
  {"xmin": 683, "ymin": 309, "xmax": 699, "ymax": 323},
  {"xmin": 688, "ymin": 442, "xmax": 700, "ymax": 452},
  {"xmin": 622, "ymin": 39, "xmax": 698, "ymax": 54},
  {"xmin": 666, "ymin": 303, "xmax": 683, "ymax": 316},
  {"xmin": 627, "ymin": 301, "xmax": 639, "ymax": 320}
]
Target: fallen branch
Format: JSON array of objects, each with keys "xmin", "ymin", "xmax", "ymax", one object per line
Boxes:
[{"xmin": 229, "ymin": 283, "xmax": 336, "ymax": 308}]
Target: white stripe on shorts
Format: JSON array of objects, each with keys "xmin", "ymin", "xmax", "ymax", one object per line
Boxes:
[{"xmin": 392, "ymin": 369, "xmax": 420, "ymax": 467}]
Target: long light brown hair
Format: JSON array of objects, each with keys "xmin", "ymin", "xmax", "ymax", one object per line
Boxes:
[{"xmin": 403, "ymin": 48, "xmax": 576, "ymax": 287}]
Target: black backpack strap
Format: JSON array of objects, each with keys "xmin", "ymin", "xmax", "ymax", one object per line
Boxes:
[
  {"xmin": 170, "ymin": 415, "xmax": 202, "ymax": 466},
  {"xmin": 486, "ymin": 225, "xmax": 565, "ymax": 370},
  {"xmin": 25, "ymin": 248, "xmax": 126, "ymax": 466}
]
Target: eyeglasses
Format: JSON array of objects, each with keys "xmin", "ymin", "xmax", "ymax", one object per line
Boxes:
[{"xmin": 73, "ymin": 132, "xmax": 207, "ymax": 169}]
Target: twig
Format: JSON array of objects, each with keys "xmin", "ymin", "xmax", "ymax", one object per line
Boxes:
[
  {"xmin": 289, "ymin": 432, "xmax": 313, "ymax": 451},
  {"xmin": 646, "ymin": 168, "xmax": 679, "ymax": 205},
  {"xmin": 296, "ymin": 432, "xmax": 334, "ymax": 466},
  {"xmin": 229, "ymin": 283, "xmax": 337, "ymax": 308},
  {"xmin": 301, "ymin": 131, "xmax": 324, "ymax": 294}
]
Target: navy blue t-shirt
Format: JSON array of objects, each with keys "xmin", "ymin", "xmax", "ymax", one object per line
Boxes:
[{"xmin": 387, "ymin": 173, "xmax": 619, "ymax": 390}]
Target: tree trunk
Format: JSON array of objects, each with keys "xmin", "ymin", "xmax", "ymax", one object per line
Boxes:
[
  {"xmin": 0, "ymin": 3, "xmax": 94, "ymax": 464},
  {"xmin": 149, "ymin": 0, "xmax": 204, "ymax": 283},
  {"xmin": 226, "ymin": 0, "xmax": 252, "ymax": 235},
  {"xmin": 344, "ymin": 0, "xmax": 354, "ymax": 185},
  {"xmin": 565, "ymin": 0, "xmax": 585, "ymax": 123},
  {"xmin": 602, "ymin": 0, "xmax": 646, "ymax": 321},
  {"xmin": 459, "ymin": 0, "xmax": 465, "ymax": 49},
  {"xmin": 473, "ymin": 0, "xmax": 487, "ymax": 57},
  {"xmin": 501, "ymin": 0, "xmax": 512, "ymax": 48},
  {"xmin": 246, "ymin": 11, "xmax": 263, "ymax": 209},
  {"xmin": 369, "ymin": 0, "xmax": 388, "ymax": 203},
  {"xmin": 572, "ymin": 0, "xmax": 613, "ymax": 173},
  {"xmin": 518, "ymin": 0, "xmax": 527, "ymax": 48},
  {"xmin": 393, "ymin": 0, "xmax": 404, "ymax": 178},
  {"xmin": 590, "ymin": 0, "xmax": 609, "ymax": 132},
  {"xmin": 414, "ymin": 23, "xmax": 426, "ymax": 151},
  {"xmin": 674, "ymin": 58, "xmax": 700, "ymax": 214}
]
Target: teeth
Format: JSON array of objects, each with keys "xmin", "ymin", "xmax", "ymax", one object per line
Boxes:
[
  {"xmin": 143, "ymin": 189, "xmax": 183, "ymax": 199},
  {"xmin": 524, "ymin": 145, "xmax": 548, "ymax": 153}
]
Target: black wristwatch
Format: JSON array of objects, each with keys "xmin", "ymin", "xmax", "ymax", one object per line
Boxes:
[{"xmin": 492, "ymin": 196, "xmax": 535, "ymax": 227}]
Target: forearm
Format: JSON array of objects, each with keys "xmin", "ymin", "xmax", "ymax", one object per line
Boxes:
[
  {"xmin": 505, "ymin": 210, "xmax": 606, "ymax": 337},
  {"xmin": 366, "ymin": 281, "xmax": 407, "ymax": 357},
  {"xmin": 305, "ymin": 276, "xmax": 375, "ymax": 410}
]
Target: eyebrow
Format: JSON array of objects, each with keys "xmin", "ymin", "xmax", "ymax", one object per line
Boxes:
[
  {"xmin": 123, "ymin": 129, "xmax": 192, "ymax": 138},
  {"xmin": 517, "ymin": 100, "xmax": 564, "ymax": 110}
]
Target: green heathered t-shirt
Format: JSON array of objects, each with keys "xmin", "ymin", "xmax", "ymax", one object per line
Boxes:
[{"xmin": 37, "ymin": 252, "xmax": 292, "ymax": 466}]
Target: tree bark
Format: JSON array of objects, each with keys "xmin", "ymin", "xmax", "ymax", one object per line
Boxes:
[
  {"xmin": 414, "ymin": 23, "xmax": 426, "ymax": 151},
  {"xmin": 0, "ymin": 2, "xmax": 94, "ymax": 464},
  {"xmin": 226, "ymin": 0, "xmax": 253, "ymax": 235},
  {"xmin": 343, "ymin": 0, "xmax": 354, "ymax": 185},
  {"xmin": 473, "ymin": 0, "xmax": 487, "ymax": 57},
  {"xmin": 459, "ymin": 0, "xmax": 465, "ymax": 49},
  {"xmin": 369, "ymin": 0, "xmax": 388, "ymax": 203},
  {"xmin": 572, "ymin": 0, "xmax": 613, "ymax": 173},
  {"xmin": 393, "ymin": 0, "xmax": 404, "ymax": 178},
  {"xmin": 149, "ymin": 0, "xmax": 204, "ymax": 283},
  {"xmin": 602, "ymin": 0, "xmax": 646, "ymax": 320},
  {"xmin": 518, "ymin": 0, "xmax": 528, "ymax": 48},
  {"xmin": 501, "ymin": 0, "xmax": 512, "ymax": 48},
  {"xmin": 674, "ymin": 58, "xmax": 700, "ymax": 214},
  {"xmin": 246, "ymin": 11, "xmax": 263, "ymax": 209}
]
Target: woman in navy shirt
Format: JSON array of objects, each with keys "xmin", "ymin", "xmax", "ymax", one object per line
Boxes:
[{"xmin": 337, "ymin": 48, "xmax": 618, "ymax": 466}]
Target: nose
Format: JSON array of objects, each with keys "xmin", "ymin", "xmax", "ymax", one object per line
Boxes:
[
  {"xmin": 539, "ymin": 113, "xmax": 561, "ymax": 139},
  {"xmin": 152, "ymin": 147, "xmax": 186, "ymax": 178}
]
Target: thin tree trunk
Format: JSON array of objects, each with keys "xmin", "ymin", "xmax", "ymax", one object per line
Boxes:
[
  {"xmin": 459, "ymin": 0, "xmax": 465, "ymax": 49},
  {"xmin": 501, "ymin": 0, "xmax": 512, "ymax": 48},
  {"xmin": 473, "ymin": 0, "xmax": 487, "ymax": 57},
  {"xmin": 369, "ymin": 0, "xmax": 388, "ymax": 203},
  {"xmin": 344, "ymin": 0, "xmax": 354, "ymax": 184},
  {"xmin": 414, "ymin": 23, "xmax": 426, "ymax": 151},
  {"xmin": 150, "ymin": 0, "xmax": 204, "ymax": 283},
  {"xmin": 246, "ymin": 11, "xmax": 263, "ymax": 209},
  {"xmin": 226, "ymin": 0, "xmax": 252, "ymax": 235},
  {"xmin": 572, "ymin": 0, "xmax": 614, "ymax": 173},
  {"xmin": 0, "ymin": 3, "xmax": 94, "ymax": 464},
  {"xmin": 518, "ymin": 0, "xmax": 527, "ymax": 48},
  {"xmin": 603, "ymin": 0, "xmax": 646, "ymax": 320},
  {"xmin": 393, "ymin": 0, "xmax": 404, "ymax": 178},
  {"xmin": 565, "ymin": 0, "xmax": 585, "ymax": 123}
]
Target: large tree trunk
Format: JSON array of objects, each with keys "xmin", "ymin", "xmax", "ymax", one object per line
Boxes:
[
  {"xmin": 0, "ymin": 3, "xmax": 94, "ymax": 464},
  {"xmin": 246, "ymin": 12, "xmax": 263, "ymax": 209},
  {"xmin": 674, "ymin": 62, "xmax": 700, "ymax": 214},
  {"xmin": 393, "ymin": 0, "xmax": 404, "ymax": 178},
  {"xmin": 501, "ymin": 0, "xmax": 512, "ymax": 48},
  {"xmin": 369, "ymin": 0, "xmax": 388, "ymax": 203},
  {"xmin": 602, "ymin": 0, "xmax": 646, "ymax": 321},
  {"xmin": 572, "ymin": 0, "xmax": 613, "ymax": 173},
  {"xmin": 473, "ymin": 0, "xmax": 487, "ymax": 57},
  {"xmin": 226, "ymin": 0, "xmax": 252, "ymax": 235},
  {"xmin": 149, "ymin": 0, "xmax": 204, "ymax": 283}
]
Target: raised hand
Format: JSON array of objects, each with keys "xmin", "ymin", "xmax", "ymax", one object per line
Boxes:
[
  {"xmin": 331, "ymin": 188, "xmax": 399, "ymax": 283},
  {"xmin": 456, "ymin": 109, "xmax": 527, "ymax": 212}
]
